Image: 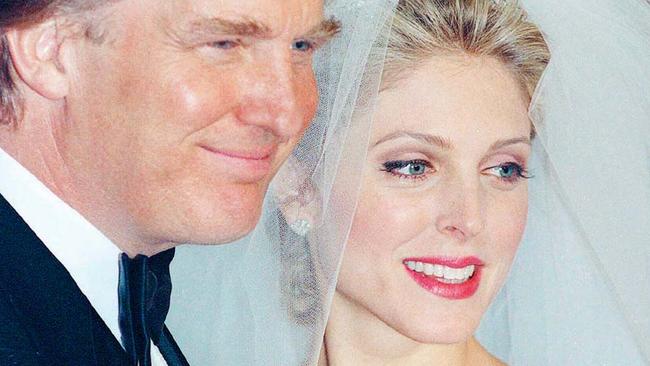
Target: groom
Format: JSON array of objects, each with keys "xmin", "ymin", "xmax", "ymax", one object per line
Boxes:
[{"xmin": 0, "ymin": 0, "xmax": 338, "ymax": 364}]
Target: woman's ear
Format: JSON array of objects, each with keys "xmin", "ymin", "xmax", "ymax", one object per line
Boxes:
[{"xmin": 5, "ymin": 19, "xmax": 69, "ymax": 100}]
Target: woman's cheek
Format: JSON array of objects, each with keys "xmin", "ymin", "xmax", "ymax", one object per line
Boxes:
[
  {"xmin": 490, "ymin": 191, "xmax": 528, "ymax": 258},
  {"xmin": 348, "ymin": 187, "xmax": 433, "ymax": 254}
]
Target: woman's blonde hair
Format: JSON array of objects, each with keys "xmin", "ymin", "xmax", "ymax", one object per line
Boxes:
[{"xmin": 384, "ymin": 0, "xmax": 550, "ymax": 98}]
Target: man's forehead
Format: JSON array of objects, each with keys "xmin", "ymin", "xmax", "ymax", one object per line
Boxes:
[{"xmin": 163, "ymin": 0, "xmax": 325, "ymax": 34}]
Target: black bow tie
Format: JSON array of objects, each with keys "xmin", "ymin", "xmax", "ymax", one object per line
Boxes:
[{"xmin": 118, "ymin": 248, "xmax": 175, "ymax": 366}]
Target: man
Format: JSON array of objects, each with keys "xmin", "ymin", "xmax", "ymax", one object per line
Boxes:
[{"xmin": 0, "ymin": 0, "xmax": 338, "ymax": 364}]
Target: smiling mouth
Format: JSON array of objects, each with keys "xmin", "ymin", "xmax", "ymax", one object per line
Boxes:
[
  {"xmin": 198, "ymin": 144, "xmax": 277, "ymax": 182},
  {"xmin": 403, "ymin": 257, "xmax": 484, "ymax": 300},
  {"xmin": 405, "ymin": 260, "xmax": 476, "ymax": 284},
  {"xmin": 199, "ymin": 145, "xmax": 275, "ymax": 161}
]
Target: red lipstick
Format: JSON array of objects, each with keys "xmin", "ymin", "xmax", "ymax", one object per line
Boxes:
[{"xmin": 403, "ymin": 256, "xmax": 484, "ymax": 300}]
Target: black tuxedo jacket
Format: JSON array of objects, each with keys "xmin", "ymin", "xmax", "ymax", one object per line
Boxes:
[{"xmin": 0, "ymin": 194, "xmax": 188, "ymax": 365}]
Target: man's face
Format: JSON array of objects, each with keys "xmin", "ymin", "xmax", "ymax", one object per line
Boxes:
[{"xmin": 59, "ymin": 0, "xmax": 331, "ymax": 250}]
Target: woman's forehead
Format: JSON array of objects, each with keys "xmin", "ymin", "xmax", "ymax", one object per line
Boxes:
[{"xmin": 372, "ymin": 56, "xmax": 531, "ymax": 147}]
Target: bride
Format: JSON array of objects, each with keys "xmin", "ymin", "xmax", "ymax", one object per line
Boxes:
[
  {"xmin": 166, "ymin": 0, "xmax": 650, "ymax": 364},
  {"xmin": 319, "ymin": 0, "xmax": 547, "ymax": 364}
]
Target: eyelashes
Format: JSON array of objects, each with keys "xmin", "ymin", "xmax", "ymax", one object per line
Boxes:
[
  {"xmin": 203, "ymin": 38, "xmax": 318, "ymax": 53},
  {"xmin": 200, "ymin": 38, "xmax": 318, "ymax": 66},
  {"xmin": 483, "ymin": 162, "xmax": 532, "ymax": 184},
  {"xmin": 381, "ymin": 159, "xmax": 531, "ymax": 185},
  {"xmin": 291, "ymin": 39, "xmax": 317, "ymax": 53},
  {"xmin": 381, "ymin": 159, "xmax": 433, "ymax": 180}
]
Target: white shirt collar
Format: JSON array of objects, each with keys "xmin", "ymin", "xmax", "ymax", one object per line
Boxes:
[{"xmin": 0, "ymin": 147, "xmax": 123, "ymax": 343}]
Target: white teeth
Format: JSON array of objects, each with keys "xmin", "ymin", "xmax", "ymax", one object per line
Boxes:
[
  {"xmin": 433, "ymin": 264, "xmax": 444, "ymax": 277},
  {"xmin": 405, "ymin": 261, "xmax": 476, "ymax": 282},
  {"xmin": 443, "ymin": 266, "xmax": 466, "ymax": 280},
  {"xmin": 415, "ymin": 261, "xmax": 424, "ymax": 272}
]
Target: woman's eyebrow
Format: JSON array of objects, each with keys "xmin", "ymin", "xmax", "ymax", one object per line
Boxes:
[
  {"xmin": 372, "ymin": 132, "xmax": 530, "ymax": 151},
  {"xmin": 372, "ymin": 131, "xmax": 454, "ymax": 150},
  {"xmin": 487, "ymin": 137, "xmax": 531, "ymax": 151}
]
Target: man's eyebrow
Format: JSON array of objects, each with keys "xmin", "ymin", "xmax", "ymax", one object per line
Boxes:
[
  {"xmin": 301, "ymin": 18, "xmax": 341, "ymax": 45},
  {"xmin": 373, "ymin": 131, "xmax": 454, "ymax": 150},
  {"xmin": 176, "ymin": 17, "xmax": 340, "ymax": 46},
  {"xmin": 182, "ymin": 17, "xmax": 273, "ymax": 40}
]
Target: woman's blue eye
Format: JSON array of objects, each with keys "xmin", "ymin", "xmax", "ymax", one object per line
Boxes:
[
  {"xmin": 400, "ymin": 162, "xmax": 427, "ymax": 176},
  {"xmin": 292, "ymin": 39, "xmax": 314, "ymax": 52},
  {"xmin": 487, "ymin": 163, "xmax": 530, "ymax": 182},
  {"xmin": 382, "ymin": 160, "xmax": 432, "ymax": 178},
  {"xmin": 497, "ymin": 164, "xmax": 517, "ymax": 178}
]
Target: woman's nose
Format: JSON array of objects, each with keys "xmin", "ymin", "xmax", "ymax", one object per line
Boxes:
[{"xmin": 434, "ymin": 178, "xmax": 486, "ymax": 242}]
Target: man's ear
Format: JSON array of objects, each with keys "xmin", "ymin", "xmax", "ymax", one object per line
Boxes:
[{"xmin": 5, "ymin": 20, "xmax": 69, "ymax": 100}]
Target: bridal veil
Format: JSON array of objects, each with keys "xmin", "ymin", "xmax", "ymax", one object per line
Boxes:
[
  {"xmin": 477, "ymin": 0, "xmax": 650, "ymax": 364},
  {"xmin": 168, "ymin": 0, "xmax": 650, "ymax": 364}
]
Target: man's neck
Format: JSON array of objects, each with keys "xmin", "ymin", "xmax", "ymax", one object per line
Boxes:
[{"xmin": 0, "ymin": 123, "xmax": 173, "ymax": 257}]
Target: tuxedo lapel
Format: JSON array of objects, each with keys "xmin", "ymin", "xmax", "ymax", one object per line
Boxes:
[{"xmin": 0, "ymin": 194, "xmax": 131, "ymax": 365}]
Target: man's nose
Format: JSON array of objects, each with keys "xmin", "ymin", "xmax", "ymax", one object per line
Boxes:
[
  {"xmin": 434, "ymin": 177, "xmax": 486, "ymax": 242},
  {"xmin": 235, "ymin": 53, "xmax": 315, "ymax": 140}
]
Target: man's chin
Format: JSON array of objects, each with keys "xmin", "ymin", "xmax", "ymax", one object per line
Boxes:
[
  {"xmin": 174, "ymin": 207, "xmax": 262, "ymax": 246},
  {"xmin": 185, "ymin": 227, "xmax": 255, "ymax": 247},
  {"xmin": 135, "ymin": 181, "xmax": 269, "ymax": 247}
]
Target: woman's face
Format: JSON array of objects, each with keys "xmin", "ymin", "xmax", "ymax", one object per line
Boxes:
[{"xmin": 336, "ymin": 55, "xmax": 531, "ymax": 344}]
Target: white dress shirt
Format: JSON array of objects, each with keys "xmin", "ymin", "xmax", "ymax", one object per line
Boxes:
[{"xmin": 0, "ymin": 147, "xmax": 167, "ymax": 365}]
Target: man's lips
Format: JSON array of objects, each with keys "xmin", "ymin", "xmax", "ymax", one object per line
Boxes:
[
  {"xmin": 198, "ymin": 144, "xmax": 275, "ymax": 161},
  {"xmin": 198, "ymin": 144, "xmax": 277, "ymax": 181}
]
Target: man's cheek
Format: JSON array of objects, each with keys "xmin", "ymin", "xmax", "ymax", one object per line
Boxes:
[
  {"xmin": 168, "ymin": 73, "xmax": 239, "ymax": 130},
  {"xmin": 299, "ymin": 74, "xmax": 319, "ymax": 125}
]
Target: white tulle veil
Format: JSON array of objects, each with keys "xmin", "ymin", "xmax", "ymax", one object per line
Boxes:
[
  {"xmin": 167, "ymin": 0, "xmax": 650, "ymax": 364},
  {"xmin": 476, "ymin": 0, "xmax": 650, "ymax": 364}
]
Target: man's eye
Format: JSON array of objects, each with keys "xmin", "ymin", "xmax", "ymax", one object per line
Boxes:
[
  {"xmin": 292, "ymin": 39, "xmax": 315, "ymax": 53},
  {"xmin": 207, "ymin": 40, "xmax": 239, "ymax": 50}
]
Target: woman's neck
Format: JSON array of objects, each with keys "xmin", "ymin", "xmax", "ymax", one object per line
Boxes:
[{"xmin": 321, "ymin": 292, "xmax": 502, "ymax": 366}]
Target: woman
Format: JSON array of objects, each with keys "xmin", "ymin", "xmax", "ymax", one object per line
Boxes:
[
  {"xmin": 320, "ymin": 0, "xmax": 548, "ymax": 364},
  {"xmin": 289, "ymin": 0, "xmax": 649, "ymax": 364},
  {"xmin": 167, "ymin": 0, "xmax": 650, "ymax": 364}
]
